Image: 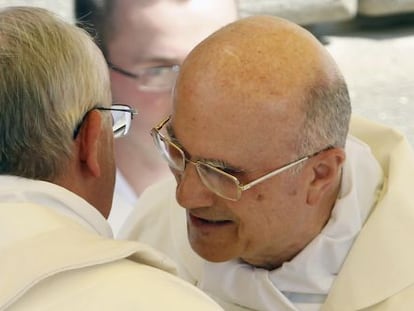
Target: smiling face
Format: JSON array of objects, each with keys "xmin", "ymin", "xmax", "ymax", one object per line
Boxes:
[{"xmin": 170, "ymin": 16, "xmax": 345, "ymax": 269}]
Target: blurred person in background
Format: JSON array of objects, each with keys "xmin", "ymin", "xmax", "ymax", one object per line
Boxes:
[{"xmin": 76, "ymin": 0, "xmax": 238, "ymax": 234}]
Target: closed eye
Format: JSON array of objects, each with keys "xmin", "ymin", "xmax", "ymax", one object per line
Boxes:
[{"xmin": 202, "ymin": 159, "xmax": 244, "ymax": 176}]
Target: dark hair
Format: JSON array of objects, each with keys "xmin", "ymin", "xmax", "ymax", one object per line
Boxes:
[{"xmin": 75, "ymin": 0, "xmax": 116, "ymax": 57}]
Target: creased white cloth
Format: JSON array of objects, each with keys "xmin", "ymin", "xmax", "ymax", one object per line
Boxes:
[
  {"xmin": 0, "ymin": 175, "xmax": 113, "ymax": 238},
  {"xmin": 199, "ymin": 135, "xmax": 384, "ymax": 311}
]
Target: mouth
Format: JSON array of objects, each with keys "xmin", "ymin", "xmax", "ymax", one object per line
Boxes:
[{"xmin": 189, "ymin": 213, "xmax": 233, "ymax": 227}]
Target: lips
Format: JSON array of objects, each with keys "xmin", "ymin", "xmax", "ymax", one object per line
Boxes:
[{"xmin": 189, "ymin": 213, "xmax": 233, "ymax": 227}]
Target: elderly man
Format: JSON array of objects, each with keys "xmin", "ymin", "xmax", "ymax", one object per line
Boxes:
[
  {"xmin": 76, "ymin": 0, "xmax": 238, "ymax": 234},
  {"xmin": 0, "ymin": 7, "xmax": 223, "ymax": 310},
  {"xmin": 120, "ymin": 16, "xmax": 414, "ymax": 310}
]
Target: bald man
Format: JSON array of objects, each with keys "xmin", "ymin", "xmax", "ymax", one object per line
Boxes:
[
  {"xmin": 76, "ymin": 0, "xmax": 238, "ymax": 234},
  {"xmin": 120, "ymin": 16, "xmax": 414, "ymax": 310}
]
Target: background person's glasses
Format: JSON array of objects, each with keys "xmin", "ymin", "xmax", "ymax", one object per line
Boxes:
[
  {"xmin": 151, "ymin": 116, "xmax": 330, "ymax": 201},
  {"xmin": 107, "ymin": 61, "xmax": 179, "ymax": 92},
  {"xmin": 73, "ymin": 104, "xmax": 137, "ymax": 139}
]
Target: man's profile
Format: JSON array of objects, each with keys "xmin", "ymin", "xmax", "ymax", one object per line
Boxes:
[
  {"xmin": 121, "ymin": 15, "xmax": 414, "ymax": 310},
  {"xmin": 0, "ymin": 6, "xmax": 222, "ymax": 310}
]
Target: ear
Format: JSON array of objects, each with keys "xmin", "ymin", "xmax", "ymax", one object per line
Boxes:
[
  {"xmin": 76, "ymin": 110, "xmax": 102, "ymax": 178},
  {"xmin": 306, "ymin": 148, "xmax": 345, "ymax": 206}
]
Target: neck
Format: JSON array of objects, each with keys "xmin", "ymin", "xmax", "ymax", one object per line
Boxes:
[{"xmin": 54, "ymin": 168, "xmax": 112, "ymax": 219}]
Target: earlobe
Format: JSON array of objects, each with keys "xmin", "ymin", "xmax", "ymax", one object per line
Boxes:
[
  {"xmin": 77, "ymin": 110, "xmax": 102, "ymax": 178},
  {"xmin": 306, "ymin": 148, "xmax": 345, "ymax": 206}
]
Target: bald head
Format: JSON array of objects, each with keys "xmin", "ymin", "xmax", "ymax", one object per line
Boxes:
[
  {"xmin": 180, "ymin": 16, "xmax": 338, "ymax": 101},
  {"xmin": 174, "ymin": 15, "xmax": 350, "ymax": 156},
  {"xmin": 168, "ymin": 16, "xmax": 351, "ymax": 266}
]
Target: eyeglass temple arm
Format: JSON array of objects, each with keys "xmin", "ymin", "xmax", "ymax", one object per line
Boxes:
[
  {"xmin": 240, "ymin": 145, "xmax": 334, "ymax": 191},
  {"xmin": 240, "ymin": 156, "xmax": 310, "ymax": 191},
  {"xmin": 98, "ymin": 107, "xmax": 137, "ymax": 114},
  {"xmin": 154, "ymin": 116, "xmax": 171, "ymax": 131}
]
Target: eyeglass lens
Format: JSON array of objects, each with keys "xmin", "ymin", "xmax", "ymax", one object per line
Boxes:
[
  {"xmin": 138, "ymin": 66, "xmax": 179, "ymax": 91},
  {"xmin": 110, "ymin": 105, "xmax": 133, "ymax": 138},
  {"xmin": 152, "ymin": 133, "xmax": 185, "ymax": 171},
  {"xmin": 196, "ymin": 163, "xmax": 240, "ymax": 200},
  {"xmin": 152, "ymin": 129, "xmax": 240, "ymax": 200}
]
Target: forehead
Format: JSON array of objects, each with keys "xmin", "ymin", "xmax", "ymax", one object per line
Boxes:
[
  {"xmin": 172, "ymin": 90, "xmax": 303, "ymax": 171},
  {"xmin": 171, "ymin": 59, "xmax": 309, "ymax": 166},
  {"xmin": 108, "ymin": 0, "xmax": 236, "ymax": 63},
  {"xmin": 169, "ymin": 16, "xmax": 331, "ymax": 164}
]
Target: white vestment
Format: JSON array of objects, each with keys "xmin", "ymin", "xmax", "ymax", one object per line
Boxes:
[
  {"xmin": 120, "ymin": 116, "xmax": 414, "ymax": 310},
  {"xmin": 0, "ymin": 176, "xmax": 222, "ymax": 310}
]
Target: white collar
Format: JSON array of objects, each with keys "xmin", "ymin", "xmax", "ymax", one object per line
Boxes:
[
  {"xmin": 0, "ymin": 175, "xmax": 113, "ymax": 238},
  {"xmin": 199, "ymin": 135, "xmax": 384, "ymax": 311},
  {"xmin": 109, "ymin": 170, "xmax": 139, "ymax": 235},
  {"xmin": 114, "ymin": 169, "xmax": 139, "ymax": 208}
]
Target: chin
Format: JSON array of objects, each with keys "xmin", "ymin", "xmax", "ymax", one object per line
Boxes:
[{"xmin": 189, "ymin": 241, "xmax": 237, "ymax": 263}]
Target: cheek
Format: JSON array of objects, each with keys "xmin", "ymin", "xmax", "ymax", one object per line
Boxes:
[
  {"xmin": 230, "ymin": 199, "xmax": 268, "ymax": 243},
  {"xmin": 110, "ymin": 74, "xmax": 136, "ymax": 103},
  {"xmin": 234, "ymin": 202, "xmax": 284, "ymax": 261},
  {"xmin": 239, "ymin": 184, "xmax": 301, "ymax": 239},
  {"xmin": 255, "ymin": 174, "xmax": 304, "ymax": 207},
  {"xmin": 137, "ymin": 92, "xmax": 172, "ymax": 115},
  {"xmin": 238, "ymin": 206, "xmax": 269, "ymax": 238}
]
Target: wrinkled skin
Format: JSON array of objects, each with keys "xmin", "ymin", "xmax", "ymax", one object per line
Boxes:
[{"xmin": 170, "ymin": 16, "xmax": 346, "ymax": 269}]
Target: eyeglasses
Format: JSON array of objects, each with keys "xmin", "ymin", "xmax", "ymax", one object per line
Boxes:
[
  {"xmin": 73, "ymin": 104, "xmax": 137, "ymax": 139},
  {"xmin": 107, "ymin": 61, "xmax": 180, "ymax": 92},
  {"xmin": 151, "ymin": 116, "xmax": 331, "ymax": 201}
]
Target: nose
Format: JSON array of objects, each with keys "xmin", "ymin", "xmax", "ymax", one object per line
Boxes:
[{"xmin": 175, "ymin": 162, "xmax": 214, "ymax": 209}]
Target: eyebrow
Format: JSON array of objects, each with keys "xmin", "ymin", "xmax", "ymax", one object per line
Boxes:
[
  {"xmin": 131, "ymin": 57, "xmax": 181, "ymax": 68},
  {"xmin": 166, "ymin": 123, "xmax": 245, "ymax": 173}
]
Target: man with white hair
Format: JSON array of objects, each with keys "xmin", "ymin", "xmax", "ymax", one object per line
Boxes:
[{"xmin": 0, "ymin": 7, "xmax": 222, "ymax": 310}]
